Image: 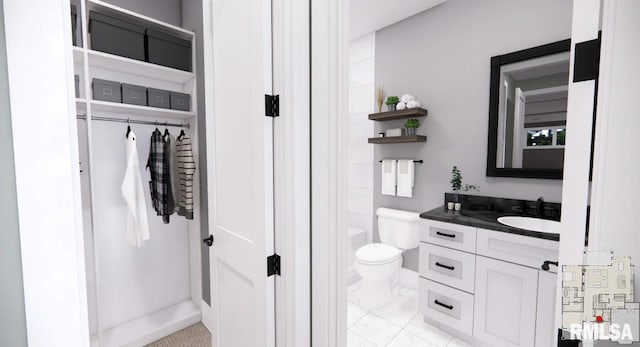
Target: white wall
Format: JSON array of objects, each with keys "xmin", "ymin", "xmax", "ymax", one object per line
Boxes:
[
  {"xmin": 373, "ymin": 0, "xmax": 573, "ymax": 270},
  {"xmin": 4, "ymin": 0, "xmax": 90, "ymax": 345},
  {"xmin": 590, "ymin": 0, "xmax": 640, "ymax": 297},
  {"xmin": 347, "ymin": 34, "xmax": 375, "ymax": 247},
  {"xmin": 103, "ymin": 0, "xmax": 182, "ymax": 27},
  {"xmin": 0, "ymin": 0, "xmax": 27, "ymax": 345}
]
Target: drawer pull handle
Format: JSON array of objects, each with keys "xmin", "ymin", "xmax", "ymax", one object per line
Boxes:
[
  {"xmin": 541, "ymin": 260, "xmax": 558, "ymax": 271},
  {"xmin": 436, "ymin": 231, "xmax": 456, "ymax": 238},
  {"xmin": 434, "ymin": 300, "xmax": 454, "ymax": 310},
  {"xmin": 435, "ymin": 262, "xmax": 455, "ymax": 271}
]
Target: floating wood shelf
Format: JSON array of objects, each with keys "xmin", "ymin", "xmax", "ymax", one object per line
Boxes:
[
  {"xmin": 368, "ymin": 107, "xmax": 428, "ymax": 121},
  {"xmin": 368, "ymin": 135, "xmax": 427, "ymax": 144}
]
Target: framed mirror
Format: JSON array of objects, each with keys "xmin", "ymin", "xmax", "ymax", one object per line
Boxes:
[{"xmin": 487, "ymin": 39, "xmax": 571, "ymax": 179}]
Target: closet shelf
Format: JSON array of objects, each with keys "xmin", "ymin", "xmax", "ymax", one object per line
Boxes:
[
  {"xmin": 86, "ymin": 0, "xmax": 195, "ymax": 40},
  {"xmin": 368, "ymin": 135, "xmax": 427, "ymax": 144},
  {"xmin": 89, "ymin": 100, "xmax": 195, "ymax": 120},
  {"xmin": 368, "ymin": 108, "xmax": 428, "ymax": 121},
  {"xmin": 84, "ymin": 49, "xmax": 195, "ymax": 84}
]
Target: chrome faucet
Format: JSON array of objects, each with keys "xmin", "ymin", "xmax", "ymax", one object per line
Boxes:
[{"xmin": 536, "ymin": 196, "xmax": 545, "ymax": 217}]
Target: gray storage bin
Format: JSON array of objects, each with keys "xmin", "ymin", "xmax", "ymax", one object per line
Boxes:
[
  {"xmin": 170, "ymin": 92, "xmax": 191, "ymax": 111},
  {"xmin": 147, "ymin": 88, "xmax": 170, "ymax": 109},
  {"xmin": 71, "ymin": 5, "xmax": 81, "ymax": 47},
  {"xmin": 146, "ymin": 29, "xmax": 192, "ymax": 72},
  {"xmin": 74, "ymin": 75, "xmax": 80, "ymax": 98},
  {"xmin": 89, "ymin": 11, "xmax": 145, "ymax": 61},
  {"xmin": 122, "ymin": 83, "xmax": 147, "ymax": 106},
  {"xmin": 92, "ymin": 78, "xmax": 121, "ymax": 103}
]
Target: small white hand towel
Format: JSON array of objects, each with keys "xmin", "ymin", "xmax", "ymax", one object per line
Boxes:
[
  {"xmin": 121, "ymin": 131, "xmax": 151, "ymax": 247},
  {"xmin": 381, "ymin": 159, "xmax": 397, "ymax": 196},
  {"xmin": 401, "ymin": 94, "xmax": 415, "ymax": 103},
  {"xmin": 396, "ymin": 102, "xmax": 406, "ymax": 110},
  {"xmin": 396, "ymin": 159, "xmax": 415, "ymax": 198},
  {"xmin": 407, "ymin": 100, "xmax": 421, "ymax": 109}
]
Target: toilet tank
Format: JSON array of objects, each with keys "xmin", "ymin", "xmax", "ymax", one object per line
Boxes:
[{"xmin": 376, "ymin": 207, "xmax": 420, "ymax": 250}]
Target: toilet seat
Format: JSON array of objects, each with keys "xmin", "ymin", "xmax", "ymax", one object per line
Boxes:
[{"xmin": 355, "ymin": 243, "xmax": 402, "ymax": 265}]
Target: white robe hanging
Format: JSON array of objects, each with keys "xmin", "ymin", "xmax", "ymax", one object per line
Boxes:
[{"xmin": 121, "ymin": 130, "xmax": 151, "ymax": 247}]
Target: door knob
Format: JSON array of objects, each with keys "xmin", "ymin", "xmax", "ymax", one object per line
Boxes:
[{"xmin": 203, "ymin": 235, "xmax": 214, "ymax": 247}]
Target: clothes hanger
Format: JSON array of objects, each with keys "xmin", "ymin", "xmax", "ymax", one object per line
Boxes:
[
  {"xmin": 125, "ymin": 118, "xmax": 131, "ymax": 138},
  {"xmin": 163, "ymin": 121, "xmax": 170, "ymax": 138},
  {"xmin": 178, "ymin": 124, "xmax": 185, "ymax": 140}
]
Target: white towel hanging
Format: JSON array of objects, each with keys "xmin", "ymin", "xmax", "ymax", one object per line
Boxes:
[
  {"xmin": 381, "ymin": 159, "xmax": 397, "ymax": 196},
  {"xmin": 121, "ymin": 130, "xmax": 151, "ymax": 247},
  {"xmin": 397, "ymin": 159, "xmax": 415, "ymax": 198}
]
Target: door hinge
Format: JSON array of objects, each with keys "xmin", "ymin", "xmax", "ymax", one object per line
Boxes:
[
  {"xmin": 265, "ymin": 94, "xmax": 279, "ymax": 117},
  {"xmin": 267, "ymin": 253, "xmax": 281, "ymax": 277}
]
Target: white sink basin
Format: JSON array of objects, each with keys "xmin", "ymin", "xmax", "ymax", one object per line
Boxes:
[{"xmin": 497, "ymin": 216, "xmax": 561, "ymax": 234}]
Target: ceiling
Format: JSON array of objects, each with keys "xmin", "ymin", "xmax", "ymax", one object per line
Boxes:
[{"xmin": 349, "ymin": 0, "xmax": 449, "ymax": 40}]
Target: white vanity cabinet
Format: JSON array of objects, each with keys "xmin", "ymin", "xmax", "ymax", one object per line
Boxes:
[
  {"xmin": 473, "ymin": 256, "xmax": 539, "ymax": 346},
  {"xmin": 419, "ymin": 219, "xmax": 559, "ymax": 347}
]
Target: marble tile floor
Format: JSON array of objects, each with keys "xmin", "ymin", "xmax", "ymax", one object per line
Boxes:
[{"xmin": 347, "ymin": 281, "xmax": 474, "ymax": 347}]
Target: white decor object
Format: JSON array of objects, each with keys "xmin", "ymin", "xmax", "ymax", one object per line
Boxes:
[
  {"xmin": 386, "ymin": 128, "xmax": 404, "ymax": 137},
  {"xmin": 396, "ymin": 101, "xmax": 406, "ymax": 110},
  {"xmin": 400, "ymin": 94, "xmax": 415, "ymax": 103},
  {"xmin": 447, "ymin": 202, "xmax": 454, "ymax": 210},
  {"xmin": 354, "ymin": 208, "xmax": 420, "ymax": 309},
  {"xmin": 454, "ymin": 202, "xmax": 462, "ymax": 211},
  {"xmin": 407, "ymin": 100, "xmax": 421, "ymax": 108}
]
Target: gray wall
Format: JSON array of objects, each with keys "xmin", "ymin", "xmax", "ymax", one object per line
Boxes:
[
  {"xmin": 0, "ymin": 0, "xmax": 28, "ymax": 345},
  {"xmin": 104, "ymin": 0, "xmax": 182, "ymax": 27},
  {"xmin": 374, "ymin": 0, "xmax": 573, "ymax": 271}
]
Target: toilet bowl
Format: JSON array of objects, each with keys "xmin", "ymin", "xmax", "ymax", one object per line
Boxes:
[
  {"xmin": 354, "ymin": 243, "xmax": 403, "ymax": 308},
  {"xmin": 353, "ymin": 208, "xmax": 420, "ymax": 310}
]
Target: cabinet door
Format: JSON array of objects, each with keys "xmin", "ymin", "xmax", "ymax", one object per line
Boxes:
[
  {"xmin": 535, "ymin": 270, "xmax": 558, "ymax": 347},
  {"xmin": 474, "ymin": 256, "xmax": 538, "ymax": 347}
]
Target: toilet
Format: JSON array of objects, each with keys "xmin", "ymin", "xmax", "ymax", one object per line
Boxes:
[{"xmin": 354, "ymin": 207, "xmax": 420, "ymax": 309}]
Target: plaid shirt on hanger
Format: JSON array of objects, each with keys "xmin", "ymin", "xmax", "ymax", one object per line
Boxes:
[{"xmin": 146, "ymin": 128, "xmax": 170, "ymax": 223}]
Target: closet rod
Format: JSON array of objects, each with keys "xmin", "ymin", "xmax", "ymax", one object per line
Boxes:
[
  {"xmin": 76, "ymin": 114, "xmax": 190, "ymax": 129},
  {"xmin": 378, "ymin": 160, "xmax": 423, "ymax": 163}
]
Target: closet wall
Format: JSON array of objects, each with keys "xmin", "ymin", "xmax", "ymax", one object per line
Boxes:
[{"xmin": 73, "ymin": 0, "xmax": 203, "ymax": 345}]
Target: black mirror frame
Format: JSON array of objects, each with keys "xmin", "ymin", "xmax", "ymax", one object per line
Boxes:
[{"xmin": 486, "ymin": 39, "xmax": 571, "ymax": 180}]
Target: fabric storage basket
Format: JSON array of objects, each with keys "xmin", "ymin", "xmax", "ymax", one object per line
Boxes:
[
  {"xmin": 145, "ymin": 29, "xmax": 192, "ymax": 72},
  {"xmin": 75, "ymin": 75, "xmax": 80, "ymax": 98},
  {"xmin": 122, "ymin": 83, "xmax": 147, "ymax": 106},
  {"xmin": 71, "ymin": 5, "xmax": 80, "ymax": 47},
  {"xmin": 89, "ymin": 11, "xmax": 145, "ymax": 61},
  {"xmin": 147, "ymin": 88, "xmax": 171, "ymax": 109},
  {"xmin": 92, "ymin": 78, "xmax": 121, "ymax": 103},
  {"xmin": 170, "ymin": 92, "xmax": 191, "ymax": 111}
]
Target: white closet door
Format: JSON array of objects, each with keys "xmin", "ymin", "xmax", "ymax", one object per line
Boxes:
[{"xmin": 206, "ymin": 0, "xmax": 275, "ymax": 346}]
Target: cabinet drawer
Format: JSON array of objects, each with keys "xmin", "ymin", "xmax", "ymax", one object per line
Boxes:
[
  {"xmin": 476, "ymin": 228, "xmax": 559, "ymax": 272},
  {"xmin": 420, "ymin": 220, "xmax": 477, "ymax": 253},
  {"xmin": 419, "ymin": 243, "xmax": 475, "ymax": 293},
  {"xmin": 419, "ymin": 277, "xmax": 474, "ymax": 336}
]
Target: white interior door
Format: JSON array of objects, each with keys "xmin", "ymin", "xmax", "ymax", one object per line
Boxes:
[
  {"xmin": 206, "ymin": 0, "xmax": 275, "ymax": 345},
  {"xmin": 513, "ymin": 87, "xmax": 526, "ymax": 168}
]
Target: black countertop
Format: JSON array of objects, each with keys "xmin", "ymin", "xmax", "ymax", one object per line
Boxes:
[{"xmin": 419, "ymin": 193, "xmax": 561, "ymax": 242}]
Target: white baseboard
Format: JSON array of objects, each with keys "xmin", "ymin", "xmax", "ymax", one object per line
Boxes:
[
  {"xmin": 90, "ymin": 300, "xmax": 201, "ymax": 347},
  {"xmin": 398, "ymin": 268, "xmax": 419, "ymax": 290}
]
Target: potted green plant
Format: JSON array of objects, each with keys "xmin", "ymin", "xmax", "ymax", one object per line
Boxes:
[
  {"xmin": 404, "ymin": 118, "xmax": 421, "ymax": 136},
  {"xmin": 385, "ymin": 96, "xmax": 399, "ymax": 111},
  {"xmin": 449, "ymin": 166, "xmax": 480, "ymax": 211},
  {"xmin": 450, "ymin": 166, "xmax": 462, "ymax": 205}
]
